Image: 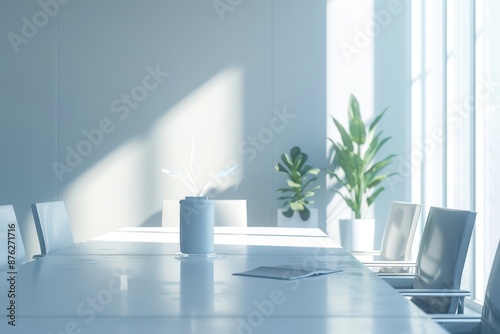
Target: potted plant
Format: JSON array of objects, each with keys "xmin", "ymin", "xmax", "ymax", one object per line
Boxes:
[
  {"xmin": 275, "ymin": 146, "xmax": 320, "ymax": 226},
  {"xmin": 327, "ymin": 94, "xmax": 397, "ymax": 250}
]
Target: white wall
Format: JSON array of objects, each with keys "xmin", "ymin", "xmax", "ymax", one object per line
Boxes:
[
  {"xmin": 0, "ymin": 0, "xmax": 58, "ymax": 257},
  {"xmin": 0, "ymin": 0, "xmax": 326, "ymax": 258},
  {"xmin": 1, "ymin": 0, "xmax": 411, "ymax": 257}
]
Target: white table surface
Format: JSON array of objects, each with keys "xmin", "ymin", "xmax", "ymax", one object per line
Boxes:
[{"xmin": 0, "ymin": 227, "xmax": 448, "ymax": 334}]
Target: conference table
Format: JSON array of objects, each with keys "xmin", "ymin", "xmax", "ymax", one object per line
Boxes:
[{"xmin": 0, "ymin": 226, "xmax": 448, "ymax": 333}]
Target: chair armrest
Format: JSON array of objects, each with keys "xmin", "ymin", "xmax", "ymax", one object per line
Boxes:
[
  {"xmin": 377, "ymin": 272, "xmax": 415, "ymax": 277},
  {"xmin": 397, "ymin": 289, "xmax": 471, "ymax": 314},
  {"xmin": 381, "ymin": 275, "xmax": 415, "ymax": 289},
  {"xmin": 362, "ymin": 260, "xmax": 416, "ymax": 267},
  {"xmin": 431, "ymin": 314, "xmax": 481, "ymax": 321},
  {"xmin": 430, "ymin": 315, "xmax": 481, "ymax": 334},
  {"xmin": 350, "ymin": 250, "xmax": 381, "ymax": 256},
  {"xmin": 364, "ymin": 261, "xmax": 417, "ymax": 274},
  {"xmin": 397, "ymin": 289, "xmax": 470, "ymax": 297}
]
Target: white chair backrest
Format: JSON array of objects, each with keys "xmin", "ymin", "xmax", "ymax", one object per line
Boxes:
[
  {"xmin": 213, "ymin": 200, "xmax": 247, "ymax": 227},
  {"xmin": 0, "ymin": 205, "xmax": 27, "ymax": 270},
  {"xmin": 162, "ymin": 200, "xmax": 247, "ymax": 227},
  {"xmin": 379, "ymin": 201, "xmax": 422, "ymax": 262},
  {"xmin": 162, "ymin": 200, "xmax": 178, "ymax": 227},
  {"xmin": 31, "ymin": 201, "xmax": 74, "ymax": 255},
  {"xmin": 412, "ymin": 206, "xmax": 476, "ymax": 314}
]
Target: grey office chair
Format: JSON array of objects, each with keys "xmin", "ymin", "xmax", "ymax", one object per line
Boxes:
[
  {"xmin": 381, "ymin": 207, "xmax": 476, "ymax": 314},
  {"xmin": 31, "ymin": 201, "xmax": 74, "ymax": 255},
  {"xmin": 0, "ymin": 205, "xmax": 27, "ymax": 270},
  {"xmin": 433, "ymin": 241, "xmax": 500, "ymax": 333},
  {"xmin": 354, "ymin": 201, "xmax": 422, "ymax": 273}
]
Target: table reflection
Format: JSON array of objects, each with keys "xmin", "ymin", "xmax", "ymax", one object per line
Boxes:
[{"xmin": 179, "ymin": 257, "xmax": 214, "ymax": 314}]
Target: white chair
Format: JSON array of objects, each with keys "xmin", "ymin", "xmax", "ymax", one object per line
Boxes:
[
  {"xmin": 0, "ymin": 205, "xmax": 27, "ymax": 271},
  {"xmin": 31, "ymin": 201, "xmax": 74, "ymax": 255},
  {"xmin": 380, "ymin": 207, "xmax": 477, "ymax": 314},
  {"xmin": 433, "ymin": 241, "xmax": 500, "ymax": 333},
  {"xmin": 162, "ymin": 199, "xmax": 247, "ymax": 227},
  {"xmin": 213, "ymin": 200, "xmax": 247, "ymax": 227},
  {"xmin": 354, "ymin": 201, "xmax": 422, "ymax": 273}
]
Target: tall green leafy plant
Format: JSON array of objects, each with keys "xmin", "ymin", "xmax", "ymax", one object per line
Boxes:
[
  {"xmin": 275, "ymin": 146, "xmax": 320, "ymax": 221},
  {"xmin": 327, "ymin": 94, "xmax": 397, "ymax": 219}
]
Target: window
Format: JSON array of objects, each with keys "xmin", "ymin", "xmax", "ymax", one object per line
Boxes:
[
  {"xmin": 411, "ymin": 0, "xmax": 500, "ymax": 302},
  {"xmin": 474, "ymin": 0, "xmax": 500, "ymax": 301}
]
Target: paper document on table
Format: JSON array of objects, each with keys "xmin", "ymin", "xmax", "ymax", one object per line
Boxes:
[{"xmin": 233, "ymin": 266, "xmax": 342, "ymax": 280}]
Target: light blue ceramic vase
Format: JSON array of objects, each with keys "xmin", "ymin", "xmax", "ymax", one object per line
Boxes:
[{"xmin": 179, "ymin": 196, "xmax": 214, "ymax": 254}]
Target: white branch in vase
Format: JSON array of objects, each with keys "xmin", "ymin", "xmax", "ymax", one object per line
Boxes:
[{"xmin": 161, "ymin": 136, "xmax": 239, "ymax": 197}]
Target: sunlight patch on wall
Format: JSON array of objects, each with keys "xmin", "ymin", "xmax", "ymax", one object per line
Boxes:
[
  {"xmin": 62, "ymin": 139, "xmax": 145, "ymax": 242},
  {"xmin": 60, "ymin": 67, "xmax": 245, "ymax": 240},
  {"xmin": 152, "ymin": 66, "xmax": 245, "ymax": 201}
]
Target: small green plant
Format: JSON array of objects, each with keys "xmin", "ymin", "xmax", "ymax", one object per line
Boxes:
[
  {"xmin": 275, "ymin": 146, "xmax": 321, "ymax": 221},
  {"xmin": 327, "ymin": 94, "xmax": 397, "ymax": 219}
]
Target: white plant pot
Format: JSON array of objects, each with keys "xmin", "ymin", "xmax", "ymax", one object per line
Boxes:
[
  {"xmin": 339, "ymin": 218, "xmax": 375, "ymax": 252},
  {"xmin": 277, "ymin": 208, "xmax": 318, "ymax": 228}
]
